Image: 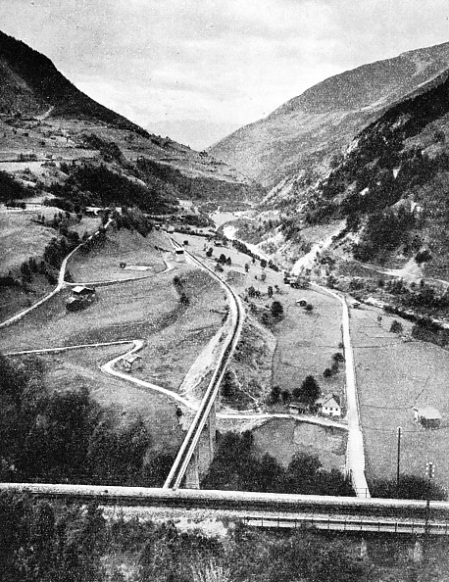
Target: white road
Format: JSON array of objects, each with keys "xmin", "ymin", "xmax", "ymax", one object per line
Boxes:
[{"xmin": 311, "ymin": 282, "xmax": 370, "ymax": 498}]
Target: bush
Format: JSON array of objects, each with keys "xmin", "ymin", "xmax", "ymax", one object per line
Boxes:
[
  {"xmin": 390, "ymin": 320, "xmax": 404, "ymax": 334},
  {"xmin": 271, "ymin": 301, "xmax": 284, "ymax": 319}
]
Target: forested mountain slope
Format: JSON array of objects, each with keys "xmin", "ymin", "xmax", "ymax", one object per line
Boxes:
[{"xmin": 210, "ymin": 42, "xmax": 449, "ymax": 192}]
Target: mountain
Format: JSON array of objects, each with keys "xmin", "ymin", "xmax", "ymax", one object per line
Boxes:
[
  {"xmin": 209, "ymin": 42, "xmax": 449, "ymax": 190},
  {"xmin": 308, "ymin": 65, "xmax": 449, "ymax": 277},
  {"xmin": 0, "ymin": 30, "xmax": 263, "ymax": 210}
]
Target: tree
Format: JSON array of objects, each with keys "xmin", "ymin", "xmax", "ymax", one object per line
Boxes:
[
  {"xmin": 244, "ymin": 263, "xmax": 249, "ymax": 273},
  {"xmin": 267, "ymin": 286, "xmax": 273, "ymax": 298},
  {"xmin": 206, "ymin": 247, "xmax": 213, "ymax": 257},
  {"xmin": 271, "ymin": 301, "xmax": 284, "ymax": 319},
  {"xmin": 294, "ymin": 375, "xmax": 321, "ymax": 406},
  {"xmin": 20, "ymin": 261, "xmax": 32, "ymax": 283},
  {"xmin": 390, "ymin": 320, "xmax": 403, "ymax": 334},
  {"xmin": 260, "ymin": 259, "xmax": 267, "ymax": 268},
  {"xmin": 269, "ymin": 385, "xmax": 281, "ymax": 404}
]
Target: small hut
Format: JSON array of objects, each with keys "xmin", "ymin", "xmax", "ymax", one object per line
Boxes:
[
  {"xmin": 413, "ymin": 407, "xmax": 442, "ymax": 429},
  {"xmin": 121, "ymin": 354, "xmax": 143, "ymax": 373}
]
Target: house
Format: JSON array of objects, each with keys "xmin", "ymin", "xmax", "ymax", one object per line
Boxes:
[
  {"xmin": 72, "ymin": 285, "xmax": 95, "ymax": 297},
  {"xmin": 413, "ymin": 406, "xmax": 442, "ymax": 429},
  {"xmin": 121, "ymin": 354, "xmax": 143, "ymax": 373},
  {"xmin": 316, "ymin": 395, "xmax": 342, "ymax": 418},
  {"xmin": 66, "ymin": 286, "xmax": 96, "ymax": 311},
  {"xmin": 174, "ymin": 249, "xmax": 185, "ymax": 262}
]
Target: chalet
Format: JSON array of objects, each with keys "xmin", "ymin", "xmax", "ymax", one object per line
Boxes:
[
  {"xmin": 121, "ymin": 354, "xmax": 143, "ymax": 373},
  {"xmin": 316, "ymin": 395, "xmax": 341, "ymax": 418},
  {"xmin": 413, "ymin": 406, "xmax": 442, "ymax": 429},
  {"xmin": 72, "ymin": 285, "xmax": 95, "ymax": 297},
  {"xmin": 66, "ymin": 286, "xmax": 96, "ymax": 311}
]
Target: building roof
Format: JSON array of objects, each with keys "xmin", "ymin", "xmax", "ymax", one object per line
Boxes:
[
  {"xmin": 317, "ymin": 395, "xmax": 341, "ymax": 409},
  {"xmin": 415, "ymin": 406, "xmax": 442, "ymax": 420},
  {"xmin": 124, "ymin": 354, "xmax": 142, "ymax": 364},
  {"xmin": 72, "ymin": 285, "xmax": 95, "ymax": 294}
]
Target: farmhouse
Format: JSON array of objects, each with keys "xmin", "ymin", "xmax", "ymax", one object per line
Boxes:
[
  {"xmin": 316, "ymin": 395, "xmax": 341, "ymax": 418},
  {"xmin": 66, "ymin": 286, "xmax": 96, "ymax": 311},
  {"xmin": 72, "ymin": 285, "xmax": 95, "ymax": 297},
  {"xmin": 413, "ymin": 406, "xmax": 442, "ymax": 429}
]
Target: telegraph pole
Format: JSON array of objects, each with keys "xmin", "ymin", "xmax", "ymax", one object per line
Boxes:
[
  {"xmin": 425, "ymin": 462, "xmax": 434, "ymax": 539},
  {"xmin": 396, "ymin": 426, "xmax": 402, "ymax": 498}
]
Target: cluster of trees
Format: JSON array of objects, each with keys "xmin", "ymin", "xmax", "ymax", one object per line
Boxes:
[
  {"xmin": 114, "ymin": 206, "xmax": 153, "ymax": 237},
  {"xmin": 270, "ymin": 376, "xmax": 323, "ymax": 409},
  {"xmin": 136, "ymin": 156, "xmax": 263, "ymax": 205},
  {"xmin": 353, "ymin": 207, "xmax": 416, "ymax": 263},
  {"xmin": 172, "ymin": 275, "xmax": 190, "ymax": 306},
  {"xmin": 0, "ymin": 170, "xmax": 33, "ymax": 203},
  {"xmin": 0, "ymin": 492, "xmax": 375, "ymax": 582},
  {"xmin": 83, "ymin": 133, "xmax": 123, "ymax": 162},
  {"xmin": 0, "ymin": 354, "xmax": 170, "ymax": 486},
  {"xmin": 202, "ymin": 431, "xmax": 353, "ymax": 497},
  {"xmin": 323, "ymin": 352, "xmax": 345, "ymax": 379},
  {"xmin": 50, "ymin": 163, "xmax": 177, "ymax": 214},
  {"xmin": 370, "ymin": 475, "xmax": 446, "ymax": 501}
]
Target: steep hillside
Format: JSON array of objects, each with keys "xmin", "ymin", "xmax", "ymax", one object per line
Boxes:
[
  {"xmin": 300, "ymin": 68, "xmax": 449, "ymax": 279},
  {"xmin": 0, "ymin": 30, "xmax": 263, "ymax": 210},
  {"xmin": 210, "ymin": 42, "xmax": 449, "ymax": 190}
]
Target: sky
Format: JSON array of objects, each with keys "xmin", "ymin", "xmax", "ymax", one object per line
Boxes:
[{"xmin": 2, "ymin": 0, "xmax": 449, "ymax": 150}]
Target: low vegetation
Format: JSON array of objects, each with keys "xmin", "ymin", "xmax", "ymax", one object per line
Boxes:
[
  {"xmin": 202, "ymin": 431, "xmax": 353, "ymax": 496},
  {"xmin": 0, "ymin": 353, "xmax": 172, "ymax": 486},
  {"xmin": 0, "ymin": 491, "xmax": 388, "ymax": 582}
]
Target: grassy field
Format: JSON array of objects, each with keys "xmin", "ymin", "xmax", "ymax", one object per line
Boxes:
[
  {"xmin": 0, "ymin": 210, "xmax": 57, "ymax": 274},
  {"xmin": 0, "ymin": 271, "xmax": 180, "ymax": 351},
  {"xmin": 270, "ymin": 287, "xmax": 344, "ymax": 404},
  {"xmin": 351, "ymin": 304, "xmax": 449, "ymax": 491},
  {"xmin": 131, "ymin": 268, "xmax": 227, "ymax": 392},
  {"xmin": 252, "ymin": 418, "xmax": 347, "ymax": 470},
  {"xmin": 68, "ymin": 229, "xmax": 168, "ymax": 282},
  {"xmin": 40, "ymin": 346, "xmax": 185, "ymax": 453}
]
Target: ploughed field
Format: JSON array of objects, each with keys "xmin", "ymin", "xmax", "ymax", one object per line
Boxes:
[{"xmin": 351, "ymin": 304, "xmax": 449, "ymax": 491}]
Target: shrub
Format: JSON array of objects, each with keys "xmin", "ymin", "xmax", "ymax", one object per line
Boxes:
[{"xmin": 390, "ymin": 320, "xmax": 404, "ymax": 334}]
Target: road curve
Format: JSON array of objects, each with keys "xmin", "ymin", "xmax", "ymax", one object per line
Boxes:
[{"xmin": 0, "ymin": 221, "xmax": 112, "ymax": 330}]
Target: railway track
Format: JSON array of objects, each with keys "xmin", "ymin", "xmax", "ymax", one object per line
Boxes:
[
  {"xmin": 163, "ymin": 240, "xmax": 244, "ymax": 489},
  {"xmin": 2, "ymin": 483, "xmax": 449, "ymax": 536}
]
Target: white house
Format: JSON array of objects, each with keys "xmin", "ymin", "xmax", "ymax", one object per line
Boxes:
[{"xmin": 317, "ymin": 395, "xmax": 341, "ymax": 418}]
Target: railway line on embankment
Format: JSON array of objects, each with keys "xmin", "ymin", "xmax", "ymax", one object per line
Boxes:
[
  {"xmin": 163, "ymin": 239, "xmax": 245, "ymax": 489},
  {"xmin": 1, "ymin": 483, "xmax": 449, "ymax": 536}
]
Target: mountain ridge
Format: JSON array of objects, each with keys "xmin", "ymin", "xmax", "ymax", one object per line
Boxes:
[{"xmin": 209, "ymin": 41, "xmax": 449, "ymax": 189}]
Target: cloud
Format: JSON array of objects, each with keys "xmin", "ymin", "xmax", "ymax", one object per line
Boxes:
[{"xmin": 2, "ymin": 0, "xmax": 449, "ymax": 147}]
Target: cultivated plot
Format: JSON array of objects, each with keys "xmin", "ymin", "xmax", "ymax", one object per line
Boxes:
[
  {"xmin": 352, "ymin": 305, "xmax": 449, "ymax": 490},
  {"xmin": 68, "ymin": 229, "xmax": 168, "ymax": 282},
  {"xmin": 252, "ymin": 417, "xmax": 347, "ymax": 471}
]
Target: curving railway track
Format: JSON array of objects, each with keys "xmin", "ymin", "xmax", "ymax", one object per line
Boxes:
[{"xmin": 163, "ymin": 240, "xmax": 245, "ymax": 489}]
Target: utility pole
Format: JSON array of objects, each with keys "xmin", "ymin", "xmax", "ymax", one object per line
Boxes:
[
  {"xmin": 396, "ymin": 426, "xmax": 402, "ymax": 498},
  {"xmin": 425, "ymin": 462, "xmax": 434, "ymax": 539}
]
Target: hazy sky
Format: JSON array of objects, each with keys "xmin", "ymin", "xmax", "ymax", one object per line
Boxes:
[{"xmin": 2, "ymin": 0, "xmax": 449, "ymax": 149}]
